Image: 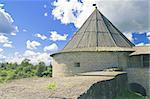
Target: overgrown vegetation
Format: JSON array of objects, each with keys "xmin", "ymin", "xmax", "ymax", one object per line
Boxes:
[
  {"xmin": 47, "ymin": 82, "xmax": 57, "ymax": 90},
  {"xmin": 0, "ymin": 59, "xmax": 52, "ymax": 83},
  {"xmin": 116, "ymin": 90, "xmax": 147, "ymax": 99}
]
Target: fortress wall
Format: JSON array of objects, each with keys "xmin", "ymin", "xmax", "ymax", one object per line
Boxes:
[
  {"xmin": 78, "ymin": 73, "xmax": 128, "ymax": 99},
  {"xmin": 52, "ymin": 52, "xmax": 130, "ymax": 77},
  {"xmin": 129, "ymin": 55, "xmax": 141, "ymax": 67},
  {"xmin": 127, "ymin": 68, "xmax": 150, "ymax": 97}
]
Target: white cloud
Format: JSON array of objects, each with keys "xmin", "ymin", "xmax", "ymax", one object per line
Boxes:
[
  {"xmin": 0, "ymin": 47, "xmax": 5, "ymax": 62},
  {"xmin": 3, "ymin": 43, "xmax": 13, "ymax": 48},
  {"xmin": 147, "ymin": 32, "xmax": 150, "ymax": 36},
  {"xmin": 34, "ymin": 33, "xmax": 47, "ymax": 40},
  {"xmin": 24, "ymin": 50, "xmax": 51, "ymax": 66},
  {"xmin": 26, "ymin": 40, "xmax": 41, "ymax": 50},
  {"xmin": 0, "ymin": 54, "xmax": 5, "ymax": 59},
  {"xmin": 0, "ymin": 4, "xmax": 4, "ymax": 8},
  {"xmin": 0, "ymin": 54, "xmax": 6, "ymax": 62},
  {"xmin": 5, "ymin": 52, "xmax": 24, "ymax": 64},
  {"xmin": 24, "ymin": 50, "xmax": 39, "ymax": 57},
  {"xmin": 44, "ymin": 12, "xmax": 48, "ymax": 16},
  {"xmin": 11, "ymin": 32, "xmax": 16, "ymax": 36},
  {"xmin": 145, "ymin": 43, "xmax": 150, "ymax": 46},
  {"xmin": 0, "ymin": 48, "xmax": 3, "ymax": 53},
  {"xmin": 0, "ymin": 4, "xmax": 18, "ymax": 34},
  {"xmin": 50, "ymin": 31, "xmax": 68, "ymax": 41},
  {"xmin": 135, "ymin": 43, "xmax": 150, "ymax": 46},
  {"xmin": 123, "ymin": 32, "xmax": 133, "ymax": 42},
  {"xmin": 23, "ymin": 29, "xmax": 27, "ymax": 32},
  {"xmin": 23, "ymin": 51, "xmax": 51, "ymax": 66},
  {"xmin": 135, "ymin": 43, "xmax": 145, "ymax": 46},
  {"xmin": 44, "ymin": 4, "xmax": 47, "ymax": 8},
  {"xmin": 0, "ymin": 34, "xmax": 10, "ymax": 43},
  {"xmin": 52, "ymin": 0, "xmax": 148, "ymax": 32},
  {"xmin": 44, "ymin": 43, "xmax": 58, "ymax": 52},
  {"xmin": 5, "ymin": 51, "xmax": 51, "ymax": 66},
  {"xmin": 52, "ymin": 0, "xmax": 82, "ymax": 26},
  {"xmin": 146, "ymin": 32, "xmax": 150, "ymax": 40}
]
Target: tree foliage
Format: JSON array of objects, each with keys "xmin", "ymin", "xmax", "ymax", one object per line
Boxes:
[{"xmin": 0, "ymin": 59, "xmax": 52, "ymax": 83}]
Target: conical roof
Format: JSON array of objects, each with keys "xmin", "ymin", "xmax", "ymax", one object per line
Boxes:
[{"xmin": 63, "ymin": 8, "xmax": 134, "ymax": 52}]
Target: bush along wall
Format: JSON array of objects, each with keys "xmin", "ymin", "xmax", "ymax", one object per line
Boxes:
[{"xmin": 0, "ymin": 59, "xmax": 52, "ymax": 83}]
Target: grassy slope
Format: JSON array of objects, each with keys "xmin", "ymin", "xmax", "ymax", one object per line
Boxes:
[{"xmin": 116, "ymin": 90, "xmax": 147, "ymax": 99}]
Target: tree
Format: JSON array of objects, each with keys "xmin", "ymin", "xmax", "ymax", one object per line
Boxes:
[
  {"xmin": 0, "ymin": 60, "xmax": 52, "ymax": 83},
  {"xmin": 36, "ymin": 62, "xmax": 46, "ymax": 77},
  {"xmin": 21, "ymin": 59, "xmax": 31, "ymax": 67}
]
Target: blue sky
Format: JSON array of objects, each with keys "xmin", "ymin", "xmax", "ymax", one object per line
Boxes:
[
  {"xmin": 0, "ymin": 0, "xmax": 76, "ymax": 52},
  {"xmin": 0, "ymin": 0, "xmax": 149, "ymax": 65}
]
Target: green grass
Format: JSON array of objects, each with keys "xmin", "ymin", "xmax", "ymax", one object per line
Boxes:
[
  {"xmin": 116, "ymin": 90, "xmax": 147, "ymax": 99},
  {"xmin": 47, "ymin": 82, "xmax": 57, "ymax": 90}
]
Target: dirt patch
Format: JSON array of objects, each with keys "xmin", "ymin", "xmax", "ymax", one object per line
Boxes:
[{"xmin": 0, "ymin": 75, "xmax": 114, "ymax": 99}]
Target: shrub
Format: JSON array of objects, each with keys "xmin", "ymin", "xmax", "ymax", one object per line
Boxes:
[
  {"xmin": 36, "ymin": 65, "xmax": 46, "ymax": 77},
  {"xmin": 0, "ymin": 60, "xmax": 52, "ymax": 83},
  {"xmin": 42, "ymin": 67, "xmax": 52, "ymax": 77},
  {"xmin": 47, "ymin": 82, "xmax": 57, "ymax": 90}
]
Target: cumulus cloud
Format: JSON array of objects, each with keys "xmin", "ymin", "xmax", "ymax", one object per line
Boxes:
[
  {"xmin": 0, "ymin": 47, "xmax": 5, "ymax": 62},
  {"xmin": 0, "ymin": 34, "xmax": 9, "ymax": 43},
  {"xmin": 0, "ymin": 48, "xmax": 3, "ymax": 53},
  {"xmin": 44, "ymin": 4, "xmax": 47, "ymax": 8},
  {"xmin": 26, "ymin": 40, "xmax": 41, "ymax": 50},
  {"xmin": 52, "ymin": 0, "xmax": 149, "ymax": 32},
  {"xmin": 22, "ymin": 29, "xmax": 27, "ymax": 32},
  {"xmin": 123, "ymin": 32, "xmax": 133, "ymax": 42},
  {"xmin": 147, "ymin": 32, "xmax": 150, "ymax": 40},
  {"xmin": 3, "ymin": 43, "xmax": 13, "ymax": 48},
  {"xmin": 50, "ymin": 31, "xmax": 68, "ymax": 41},
  {"xmin": 0, "ymin": 34, "xmax": 12, "ymax": 44},
  {"xmin": 11, "ymin": 32, "xmax": 16, "ymax": 36},
  {"xmin": 0, "ymin": 54, "xmax": 6, "ymax": 62},
  {"xmin": 147, "ymin": 32, "xmax": 150, "ymax": 36},
  {"xmin": 0, "ymin": 34, "xmax": 13, "ymax": 48},
  {"xmin": 52, "ymin": 0, "xmax": 82, "ymax": 27},
  {"xmin": 44, "ymin": 43, "xmax": 58, "ymax": 52},
  {"xmin": 5, "ymin": 52, "xmax": 24, "ymax": 64},
  {"xmin": 24, "ymin": 50, "xmax": 39, "ymax": 57},
  {"xmin": 23, "ymin": 51, "xmax": 51, "ymax": 65},
  {"xmin": 5, "ymin": 51, "xmax": 51, "ymax": 66},
  {"xmin": 44, "ymin": 12, "xmax": 48, "ymax": 16},
  {"xmin": 135, "ymin": 42, "xmax": 150, "ymax": 46},
  {"xmin": 0, "ymin": 4, "xmax": 3, "ymax": 8},
  {"xmin": 135, "ymin": 42, "xmax": 145, "ymax": 46},
  {"xmin": 34, "ymin": 33, "xmax": 47, "ymax": 40},
  {"xmin": 0, "ymin": 4, "xmax": 18, "ymax": 34}
]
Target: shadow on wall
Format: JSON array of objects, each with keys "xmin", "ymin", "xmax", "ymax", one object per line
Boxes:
[
  {"xmin": 129, "ymin": 83, "xmax": 147, "ymax": 96},
  {"xmin": 78, "ymin": 73, "xmax": 128, "ymax": 99}
]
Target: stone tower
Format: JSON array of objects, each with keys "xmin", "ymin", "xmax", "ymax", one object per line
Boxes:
[{"xmin": 51, "ymin": 7, "xmax": 134, "ymax": 77}]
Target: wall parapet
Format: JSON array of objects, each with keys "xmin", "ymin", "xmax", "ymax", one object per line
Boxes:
[{"xmin": 78, "ymin": 72, "xmax": 128, "ymax": 99}]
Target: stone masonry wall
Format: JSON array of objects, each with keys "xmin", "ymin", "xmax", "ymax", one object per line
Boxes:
[
  {"xmin": 52, "ymin": 52, "xmax": 130, "ymax": 77},
  {"xmin": 78, "ymin": 73, "xmax": 128, "ymax": 99},
  {"xmin": 127, "ymin": 68, "xmax": 150, "ymax": 97}
]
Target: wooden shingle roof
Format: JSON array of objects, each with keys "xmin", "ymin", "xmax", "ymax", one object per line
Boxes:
[
  {"xmin": 63, "ymin": 8, "xmax": 134, "ymax": 51},
  {"xmin": 51, "ymin": 7, "xmax": 135, "ymax": 57}
]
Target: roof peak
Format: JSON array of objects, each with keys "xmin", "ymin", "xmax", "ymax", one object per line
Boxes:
[
  {"xmin": 63, "ymin": 7, "xmax": 134, "ymax": 51},
  {"xmin": 93, "ymin": 4, "xmax": 97, "ymax": 9}
]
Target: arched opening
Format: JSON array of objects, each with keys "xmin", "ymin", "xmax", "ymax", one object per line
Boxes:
[{"xmin": 129, "ymin": 83, "xmax": 147, "ymax": 96}]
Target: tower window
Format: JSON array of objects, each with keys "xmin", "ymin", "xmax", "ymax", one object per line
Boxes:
[{"xmin": 74, "ymin": 62, "xmax": 80, "ymax": 67}]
